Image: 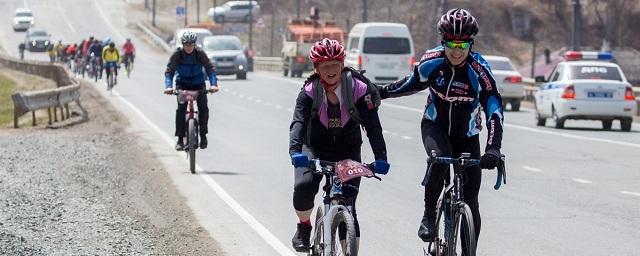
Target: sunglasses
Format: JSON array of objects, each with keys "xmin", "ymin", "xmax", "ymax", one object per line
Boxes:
[
  {"xmin": 442, "ymin": 40, "xmax": 472, "ymax": 50},
  {"xmin": 183, "ymin": 43, "xmax": 195, "ymax": 47}
]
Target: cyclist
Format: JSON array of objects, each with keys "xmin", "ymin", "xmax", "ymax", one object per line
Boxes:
[
  {"xmin": 288, "ymin": 38, "xmax": 390, "ymax": 252},
  {"xmin": 164, "ymin": 31, "xmax": 219, "ymax": 150},
  {"xmin": 377, "ymin": 9, "xmax": 504, "ymax": 243},
  {"xmin": 54, "ymin": 40, "xmax": 65, "ymax": 62},
  {"xmin": 102, "ymin": 42, "xmax": 120, "ymax": 84},
  {"xmin": 121, "ymin": 38, "xmax": 136, "ymax": 70},
  {"xmin": 81, "ymin": 36, "xmax": 94, "ymax": 60},
  {"xmin": 47, "ymin": 43, "xmax": 56, "ymax": 63},
  {"xmin": 89, "ymin": 39, "xmax": 104, "ymax": 78}
]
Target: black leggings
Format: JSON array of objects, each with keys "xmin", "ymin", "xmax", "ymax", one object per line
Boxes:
[
  {"xmin": 175, "ymin": 89, "xmax": 209, "ymax": 137},
  {"xmin": 293, "ymin": 147, "xmax": 362, "ymax": 237},
  {"xmin": 421, "ymin": 119, "xmax": 482, "ymax": 240}
]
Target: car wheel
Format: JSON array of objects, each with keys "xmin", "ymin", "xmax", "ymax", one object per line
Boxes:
[
  {"xmin": 536, "ymin": 112, "xmax": 546, "ymax": 127},
  {"xmin": 511, "ymin": 101, "xmax": 521, "ymax": 111},
  {"xmin": 216, "ymin": 15, "xmax": 225, "ymax": 23},
  {"xmin": 236, "ymin": 72, "xmax": 247, "ymax": 80},
  {"xmin": 621, "ymin": 119, "xmax": 632, "ymax": 132},
  {"xmin": 602, "ymin": 120, "xmax": 612, "ymax": 130},
  {"xmin": 552, "ymin": 107, "xmax": 565, "ymax": 129}
]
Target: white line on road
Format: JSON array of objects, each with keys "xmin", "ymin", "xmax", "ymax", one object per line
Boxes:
[
  {"xmin": 109, "ymin": 88, "xmax": 297, "ymax": 256},
  {"xmin": 275, "ymin": 105, "xmax": 282, "ymax": 109},
  {"xmin": 401, "ymin": 135, "xmax": 412, "ymax": 140},
  {"xmin": 93, "ymin": 0, "xmax": 127, "ymax": 41},
  {"xmin": 392, "ymin": 132, "xmax": 399, "ymax": 136},
  {"xmin": 265, "ymin": 102, "xmax": 272, "ymax": 106},
  {"xmin": 522, "ymin": 166, "xmax": 543, "ymax": 172},
  {"xmin": 55, "ymin": 0, "xmax": 77, "ymax": 32},
  {"xmin": 621, "ymin": 191, "xmax": 640, "ymax": 197},
  {"xmin": 381, "ymin": 102, "xmax": 640, "ymax": 149},
  {"xmin": 572, "ymin": 178, "xmax": 593, "ymax": 184}
]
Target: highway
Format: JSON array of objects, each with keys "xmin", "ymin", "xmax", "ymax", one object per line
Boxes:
[{"xmin": 2, "ymin": 0, "xmax": 639, "ymax": 255}]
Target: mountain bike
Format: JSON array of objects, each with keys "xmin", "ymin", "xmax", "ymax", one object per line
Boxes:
[
  {"xmin": 422, "ymin": 151, "xmax": 506, "ymax": 256},
  {"xmin": 105, "ymin": 62, "xmax": 118, "ymax": 94},
  {"xmin": 175, "ymin": 89, "xmax": 203, "ymax": 174},
  {"xmin": 307, "ymin": 159, "xmax": 381, "ymax": 256},
  {"xmin": 123, "ymin": 54, "xmax": 133, "ymax": 78}
]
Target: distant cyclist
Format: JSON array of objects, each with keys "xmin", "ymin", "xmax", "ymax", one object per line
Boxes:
[
  {"xmin": 89, "ymin": 39, "xmax": 103, "ymax": 78},
  {"xmin": 377, "ymin": 9, "xmax": 504, "ymax": 243},
  {"xmin": 121, "ymin": 38, "xmax": 136, "ymax": 69},
  {"xmin": 164, "ymin": 31, "xmax": 219, "ymax": 150},
  {"xmin": 102, "ymin": 42, "xmax": 120, "ymax": 84}
]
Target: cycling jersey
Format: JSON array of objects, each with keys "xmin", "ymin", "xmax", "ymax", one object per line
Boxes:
[
  {"xmin": 122, "ymin": 42, "xmax": 135, "ymax": 55},
  {"xmin": 102, "ymin": 47, "xmax": 120, "ymax": 63},
  {"xmin": 89, "ymin": 43, "xmax": 103, "ymax": 59},
  {"xmin": 380, "ymin": 46, "xmax": 504, "ymax": 152},
  {"xmin": 164, "ymin": 47, "xmax": 217, "ymax": 90}
]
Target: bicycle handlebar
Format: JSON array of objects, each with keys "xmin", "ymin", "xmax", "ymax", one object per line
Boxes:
[
  {"xmin": 427, "ymin": 151, "xmax": 507, "ymax": 190},
  {"xmin": 308, "ymin": 159, "xmax": 381, "ymax": 180}
]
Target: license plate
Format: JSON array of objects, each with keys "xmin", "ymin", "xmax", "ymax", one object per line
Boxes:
[
  {"xmin": 587, "ymin": 91, "xmax": 613, "ymax": 98},
  {"xmin": 217, "ymin": 61, "xmax": 234, "ymax": 67}
]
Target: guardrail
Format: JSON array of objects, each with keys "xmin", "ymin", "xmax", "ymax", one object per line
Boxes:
[
  {"xmin": 137, "ymin": 22, "xmax": 173, "ymax": 54},
  {"xmin": 0, "ymin": 53, "xmax": 84, "ymax": 128}
]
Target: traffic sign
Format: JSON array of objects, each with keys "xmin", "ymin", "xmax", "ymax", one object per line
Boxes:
[{"xmin": 176, "ymin": 6, "xmax": 185, "ymax": 16}]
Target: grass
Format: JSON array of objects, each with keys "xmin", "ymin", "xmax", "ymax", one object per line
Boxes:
[{"xmin": 0, "ymin": 72, "xmax": 16, "ymax": 126}]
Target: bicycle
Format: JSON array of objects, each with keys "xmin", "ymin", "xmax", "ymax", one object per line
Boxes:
[
  {"xmin": 174, "ymin": 89, "xmax": 203, "ymax": 174},
  {"xmin": 306, "ymin": 159, "xmax": 381, "ymax": 256},
  {"xmin": 105, "ymin": 62, "xmax": 118, "ymax": 94},
  {"xmin": 422, "ymin": 151, "xmax": 506, "ymax": 256},
  {"xmin": 123, "ymin": 54, "xmax": 133, "ymax": 78}
]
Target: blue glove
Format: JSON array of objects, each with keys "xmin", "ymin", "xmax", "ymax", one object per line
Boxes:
[
  {"xmin": 290, "ymin": 153, "xmax": 309, "ymax": 168},
  {"xmin": 164, "ymin": 75, "xmax": 173, "ymax": 89},
  {"xmin": 373, "ymin": 160, "xmax": 390, "ymax": 175}
]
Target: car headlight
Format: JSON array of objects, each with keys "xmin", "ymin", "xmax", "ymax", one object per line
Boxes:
[
  {"xmin": 30, "ymin": 20, "xmax": 34, "ymax": 24},
  {"xmin": 31, "ymin": 41, "xmax": 36, "ymax": 46},
  {"xmin": 14, "ymin": 20, "xmax": 19, "ymax": 25},
  {"xmin": 44, "ymin": 41, "xmax": 49, "ymax": 45}
]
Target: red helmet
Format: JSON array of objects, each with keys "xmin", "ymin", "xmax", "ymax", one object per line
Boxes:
[
  {"xmin": 438, "ymin": 9, "xmax": 479, "ymax": 41},
  {"xmin": 308, "ymin": 38, "xmax": 345, "ymax": 64}
]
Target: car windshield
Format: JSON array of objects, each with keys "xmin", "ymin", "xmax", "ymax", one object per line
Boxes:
[
  {"xmin": 204, "ymin": 38, "xmax": 242, "ymax": 51},
  {"xmin": 568, "ymin": 65, "xmax": 623, "ymax": 81},
  {"xmin": 363, "ymin": 37, "xmax": 411, "ymax": 54},
  {"xmin": 486, "ymin": 59, "xmax": 515, "ymax": 71},
  {"xmin": 30, "ymin": 31, "xmax": 47, "ymax": 37},
  {"xmin": 16, "ymin": 12, "xmax": 32, "ymax": 17}
]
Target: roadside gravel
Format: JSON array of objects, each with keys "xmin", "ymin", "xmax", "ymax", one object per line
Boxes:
[{"xmin": 0, "ymin": 83, "xmax": 223, "ymax": 255}]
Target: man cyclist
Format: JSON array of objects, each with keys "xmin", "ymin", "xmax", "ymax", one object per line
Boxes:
[
  {"xmin": 121, "ymin": 38, "xmax": 136, "ymax": 70},
  {"xmin": 377, "ymin": 9, "xmax": 504, "ymax": 243},
  {"xmin": 288, "ymin": 38, "xmax": 390, "ymax": 252},
  {"xmin": 102, "ymin": 42, "xmax": 120, "ymax": 84},
  {"xmin": 164, "ymin": 31, "xmax": 219, "ymax": 150},
  {"xmin": 54, "ymin": 40, "xmax": 65, "ymax": 62},
  {"xmin": 89, "ymin": 39, "xmax": 104, "ymax": 79}
]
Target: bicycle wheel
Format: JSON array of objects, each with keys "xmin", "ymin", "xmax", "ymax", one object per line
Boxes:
[
  {"xmin": 188, "ymin": 118, "xmax": 197, "ymax": 174},
  {"xmin": 310, "ymin": 206, "xmax": 324, "ymax": 256},
  {"xmin": 447, "ymin": 203, "xmax": 476, "ymax": 256},
  {"xmin": 326, "ymin": 206, "xmax": 357, "ymax": 256}
]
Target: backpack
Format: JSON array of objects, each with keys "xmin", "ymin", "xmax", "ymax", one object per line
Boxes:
[{"xmin": 306, "ymin": 67, "xmax": 381, "ymax": 125}]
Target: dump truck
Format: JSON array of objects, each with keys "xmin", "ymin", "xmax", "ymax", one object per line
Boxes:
[{"xmin": 281, "ymin": 18, "xmax": 345, "ymax": 77}]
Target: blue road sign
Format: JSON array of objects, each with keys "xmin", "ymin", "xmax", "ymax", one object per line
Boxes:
[{"xmin": 176, "ymin": 6, "xmax": 185, "ymax": 16}]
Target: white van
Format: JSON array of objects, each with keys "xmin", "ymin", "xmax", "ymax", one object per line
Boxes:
[{"xmin": 345, "ymin": 23, "xmax": 415, "ymax": 84}]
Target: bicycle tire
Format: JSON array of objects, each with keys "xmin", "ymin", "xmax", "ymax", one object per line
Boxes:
[
  {"xmin": 188, "ymin": 119, "xmax": 197, "ymax": 174},
  {"xmin": 431, "ymin": 198, "xmax": 447, "ymax": 256},
  {"xmin": 447, "ymin": 203, "xmax": 476, "ymax": 256},
  {"xmin": 310, "ymin": 206, "xmax": 324, "ymax": 256},
  {"xmin": 326, "ymin": 206, "xmax": 357, "ymax": 256}
]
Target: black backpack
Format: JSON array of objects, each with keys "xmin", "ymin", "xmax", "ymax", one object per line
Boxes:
[{"xmin": 305, "ymin": 67, "xmax": 381, "ymax": 124}]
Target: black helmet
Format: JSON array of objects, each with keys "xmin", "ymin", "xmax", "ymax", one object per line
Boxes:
[
  {"xmin": 437, "ymin": 9, "xmax": 479, "ymax": 41},
  {"xmin": 109, "ymin": 42, "xmax": 115, "ymax": 48}
]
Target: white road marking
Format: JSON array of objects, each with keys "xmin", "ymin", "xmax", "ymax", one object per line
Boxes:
[
  {"xmin": 383, "ymin": 130, "xmax": 389, "ymax": 134},
  {"xmin": 55, "ymin": 0, "xmax": 76, "ymax": 32},
  {"xmin": 621, "ymin": 191, "xmax": 640, "ymax": 197},
  {"xmin": 93, "ymin": 0, "xmax": 127, "ymax": 41},
  {"xmin": 572, "ymin": 178, "xmax": 593, "ymax": 184},
  {"xmin": 401, "ymin": 135, "xmax": 412, "ymax": 140},
  {"xmin": 255, "ymin": 99, "xmax": 262, "ymax": 103},
  {"xmin": 109, "ymin": 88, "xmax": 297, "ymax": 256},
  {"xmin": 286, "ymin": 108, "xmax": 293, "ymax": 112},
  {"xmin": 381, "ymin": 102, "xmax": 640, "ymax": 149},
  {"xmin": 522, "ymin": 166, "xmax": 543, "ymax": 172},
  {"xmin": 265, "ymin": 102, "xmax": 272, "ymax": 106},
  {"xmin": 392, "ymin": 132, "xmax": 399, "ymax": 136},
  {"xmin": 275, "ymin": 105, "xmax": 282, "ymax": 109}
]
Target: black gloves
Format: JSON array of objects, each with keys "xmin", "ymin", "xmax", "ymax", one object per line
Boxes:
[{"xmin": 480, "ymin": 149, "xmax": 501, "ymax": 169}]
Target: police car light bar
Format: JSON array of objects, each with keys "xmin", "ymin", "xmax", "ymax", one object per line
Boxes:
[{"xmin": 564, "ymin": 51, "xmax": 613, "ymax": 61}]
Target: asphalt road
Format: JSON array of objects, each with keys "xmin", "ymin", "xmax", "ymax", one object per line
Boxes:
[{"xmin": 2, "ymin": 0, "xmax": 639, "ymax": 255}]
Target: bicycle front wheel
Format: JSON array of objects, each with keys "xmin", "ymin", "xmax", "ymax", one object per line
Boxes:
[
  {"xmin": 448, "ymin": 203, "xmax": 476, "ymax": 256},
  {"xmin": 188, "ymin": 119, "xmax": 197, "ymax": 174},
  {"xmin": 326, "ymin": 206, "xmax": 357, "ymax": 256},
  {"xmin": 310, "ymin": 206, "xmax": 324, "ymax": 256}
]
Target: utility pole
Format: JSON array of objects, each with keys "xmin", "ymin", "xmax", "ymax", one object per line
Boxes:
[
  {"xmin": 362, "ymin": 0, "xmax": 367, "ymax": 22},
  {"xmin": 152, "ymin": 0, "xmax": 156, "ymax": 26},
  {"xmin": 248, "ymin": 1, "xmax": 253, "ymax": 52},
  {"xmin": 531, "ymin": 38, "xmax": 536, "ymax": 78},
  {"xmin": 296, "ymin": 0, "xmax": 301, "ymax": 18},
  {"xmin": 571, "ymin": 0, "xmax": 582, "ymax": 51},
  {"xmin": 346, "ymin": 1, "xmax": 351, "ymax": 30},
  {"xmin": 197, "ymin": 0, "xmax": 200, "ymax": 24},
  {"xmin": 270, "ymin": 0, "xmax": 275, "ymax": 56},
  {"xmin": 184, "ymin": 0, "xmax": 188, "ymax": 27}
]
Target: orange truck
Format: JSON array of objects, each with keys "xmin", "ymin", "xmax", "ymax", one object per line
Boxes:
[{"xmin": 281, "ymin": 19, "xmax": 345, "ymax": 77}]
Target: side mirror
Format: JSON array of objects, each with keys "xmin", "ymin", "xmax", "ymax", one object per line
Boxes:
[{"xmin": 534, "ymin": 76, "xmax": 546, "ymax": 83}]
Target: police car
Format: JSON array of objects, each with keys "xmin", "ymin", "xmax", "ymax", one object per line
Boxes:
[{"xmin": 534, "ymin": 51, "xmax": 636, "ymax": 131}]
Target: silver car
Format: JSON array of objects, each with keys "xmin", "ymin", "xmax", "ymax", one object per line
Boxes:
[
  {"xmin": 208, "ymin": 1, "xmax": 260, "ymax": 23},
  {"xmin": 483, "ymin": 55, "xmax": 525, "ymax": 111},
  {"xmin": 202, "ymin": 35, "xmax": 248, "ymax": 80}
]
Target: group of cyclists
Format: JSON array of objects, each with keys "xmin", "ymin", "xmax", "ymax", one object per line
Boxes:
[
  {"xmin": 163, "ymin": 8, "xmax": 504, "ymax": 255},
  {"xmin": 42, "ymin": 36, "xmax": 136, "ymax": 84}
]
